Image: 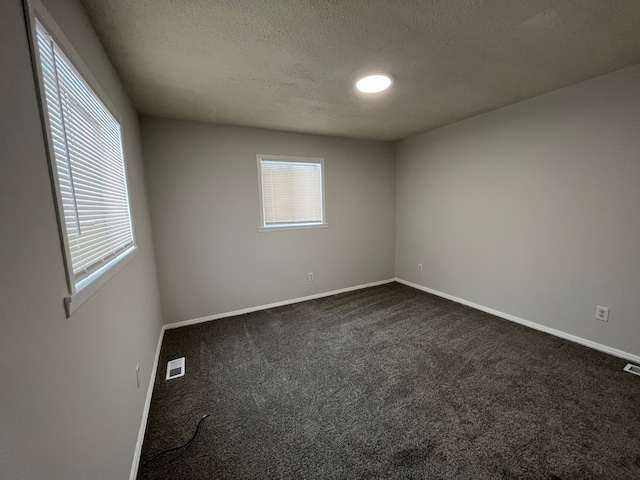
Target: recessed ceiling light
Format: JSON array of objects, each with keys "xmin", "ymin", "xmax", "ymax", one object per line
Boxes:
[{"xmin": 356, "ymin": 74, "xmax": 392, "ymax": 93}]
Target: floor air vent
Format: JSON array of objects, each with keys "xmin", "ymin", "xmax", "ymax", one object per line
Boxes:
[
  {"xmin": 623, "ymin": 364, "xmax": 640, "ymax": 377},
  {"xmin": 166, "ymin": 357, "xmax": 185, "ymax": 380}
]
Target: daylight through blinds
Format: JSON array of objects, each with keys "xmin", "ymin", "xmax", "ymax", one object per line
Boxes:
[
  {"xmin": 36, "ymin": 20, "xmax": 134, "ymax": 284},
  {"xmin": 260, "ymin": 159, "xmax": 323, "ymax": 226}
]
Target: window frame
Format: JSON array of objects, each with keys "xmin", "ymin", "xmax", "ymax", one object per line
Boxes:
[
  {"xmin": 256, "ymin": 154, "xmax": 328, "ymax": 232},
  {"xmin": 26, "ymin": 0, "xmax": 137, "ymax": 317}
]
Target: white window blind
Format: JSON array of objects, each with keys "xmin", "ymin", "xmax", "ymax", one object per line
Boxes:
[
  {"xmin": 258, "ymin": 157, "xmax": 325, "ymax": 228},
  {"xmin": 35, "ymin": 20, "xmax": 134, "ymax": 286}
]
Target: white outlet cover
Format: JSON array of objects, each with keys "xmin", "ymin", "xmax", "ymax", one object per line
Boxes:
[{"xmin": 595, "ymin": 306, "xmax": 609, "ymax": 322}]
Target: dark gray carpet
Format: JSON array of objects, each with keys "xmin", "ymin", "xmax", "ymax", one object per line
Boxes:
[{"xmin": 138, "ymin": 283, "xmax": 640, "ymax": 479}]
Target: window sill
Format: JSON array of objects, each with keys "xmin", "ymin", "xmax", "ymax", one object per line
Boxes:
[
  {"xmin": 64, "ymin": 246, "xmax": 137, "ymax": 317},
  {"xmin": 258, "ymin": 223, "xmax": 328, "ymax": 233}
]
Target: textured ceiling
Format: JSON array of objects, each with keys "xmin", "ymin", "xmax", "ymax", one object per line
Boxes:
[{"xmin": 80, "ymin": 0, "xmax": 640, "ymax": 141}]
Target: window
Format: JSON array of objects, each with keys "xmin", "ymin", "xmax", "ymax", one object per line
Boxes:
[
  {"xmin": 33, "ymin": 17, "xmax": 135, "ymax": 316},
  {"xmin": 257, "ymin": 155, "xmax": 327, "ymax": 231}
]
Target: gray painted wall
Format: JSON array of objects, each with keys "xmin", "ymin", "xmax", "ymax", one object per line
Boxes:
[
  {"xmin": 141, "ymin": 118, "xmax": 395, "ymax": 324},
  {"xmin": 0, "ymin": 1, "xmax": 162, "ymax": 478},
  {"xmin": 395, "ymin": 64, "xmax": 640, "ymax": 358},
  {"xmin": 2, "ymin": 0, "xmax": 638, "ymax": 475}
]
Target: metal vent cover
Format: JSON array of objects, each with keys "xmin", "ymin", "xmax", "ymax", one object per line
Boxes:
[
  {"xmin": 166, "ymin": 357, "xmax": 185, "ymax": 380},
  {"xmin": 623, "ymin": 363, "xmax": 640, "ymax": 376}
]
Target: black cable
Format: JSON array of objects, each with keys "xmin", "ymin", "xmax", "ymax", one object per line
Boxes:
[{"xmin": 142, "ymin": 414, "xmax": 210, "ymax": 469}]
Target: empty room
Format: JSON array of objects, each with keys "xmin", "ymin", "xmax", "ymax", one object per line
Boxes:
[{"xmin": 2, "ymin": 0, "xmax": 640, "ymax": 479}]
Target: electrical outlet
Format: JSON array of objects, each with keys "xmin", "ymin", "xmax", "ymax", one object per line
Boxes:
[
  {"xmin": 136, "ymin": 363, "xmax": 140, "ymax": 388},
  {"xmin": 418, "ymin": 263, "xmax": 423, "ymax": 272},
  {"xmin": 308, "ymin": 272, "xmax": 314, "ymax": 282},
  {"xmin": 595, "ymin": 306, "xmax": 609, "ymax": 322}
]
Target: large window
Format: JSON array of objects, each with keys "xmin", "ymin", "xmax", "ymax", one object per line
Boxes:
[
  {"xmin": 257, "ymin": 155, "xmax": 327, "ymax": 231},
  {"xmin": 33, "ymin": 17, "xmax": 135, "ymax": 316}
]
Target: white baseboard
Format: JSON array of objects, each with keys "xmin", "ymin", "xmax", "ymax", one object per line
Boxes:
[
  {"xmin": 164, "ymin": 278, "xmax": 396, "ymax": 330},
  {"xmin": 395, "ymin": 278, "xmax": 640, "ymax": 364},
  {"xmin": 130, "ymin": 326, "xmax": 165, "ymax": 480}
]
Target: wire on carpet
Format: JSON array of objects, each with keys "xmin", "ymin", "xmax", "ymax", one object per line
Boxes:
[{"xmin": 142, "ymin": 414, "xmax": 210, "ymax": 469}]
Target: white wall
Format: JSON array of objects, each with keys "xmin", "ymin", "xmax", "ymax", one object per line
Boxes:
[
  {"xmin": 141, "ymin": 118, "xmax": 395, "ymax": 324},
  {"xmin": 396, "ymin": 64, "xmax": 640, "ymax": 358},
  {"xmin": 0, "ymin": 1, "xmax": 162, "ymax": 478}
]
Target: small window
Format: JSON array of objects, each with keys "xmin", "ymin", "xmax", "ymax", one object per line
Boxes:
[
  {"xmin": 257, "ymin": 155, "xmax": 327, "ymax": 231},
  {"xmin": 33, "ymin": 18, "xmax": 135, "ymax": 315}
]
